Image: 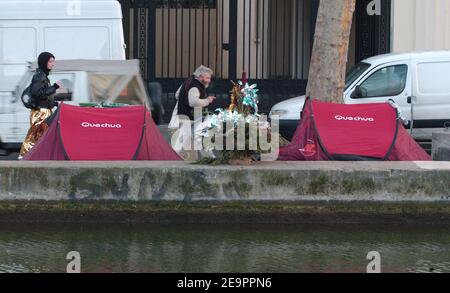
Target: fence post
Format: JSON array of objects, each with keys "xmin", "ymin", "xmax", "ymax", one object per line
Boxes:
[
  {"xmin": 147, "ymin": 0, "xmax": 157, "ymax": 81},
  {"xmin": 228, "ymin": 0, "xmax": 238, "ymax": 80}
]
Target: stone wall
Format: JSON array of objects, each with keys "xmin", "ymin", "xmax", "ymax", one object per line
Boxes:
[{"xmin": 1, "ymin": 161, "xmax": 449, "ymax": 202}]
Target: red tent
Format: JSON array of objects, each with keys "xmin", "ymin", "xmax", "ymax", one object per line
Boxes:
[
  {"xmin": 278, "ymin": 98, "xmax": 431, "ymax": 161},
  {"xmin": 24, "ymin": 103, "xmax": 181, "ymax": 161}
]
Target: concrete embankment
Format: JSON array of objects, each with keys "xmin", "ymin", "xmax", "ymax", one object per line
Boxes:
[{"xmin": 0, "ymin": 161, "xmax": 449, "ymax": 223}]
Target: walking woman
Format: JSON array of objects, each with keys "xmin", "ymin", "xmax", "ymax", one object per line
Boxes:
[{"xmin": 19, "ymin": 52, "xmax": 62, "ymax": 159}]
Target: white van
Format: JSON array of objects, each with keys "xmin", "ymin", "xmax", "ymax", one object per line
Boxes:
[
  {"xmin": 270, "ymin": 51, "xmax": 450, "ymax": 141},
  {"xmin": 0, "ymin": 0, "xmax": 126, "ymax": 153}
]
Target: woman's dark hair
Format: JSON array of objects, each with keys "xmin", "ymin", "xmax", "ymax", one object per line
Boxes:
[{"xmin": 38, "ymin": 52, "xmax": 55, "ymax": 75}]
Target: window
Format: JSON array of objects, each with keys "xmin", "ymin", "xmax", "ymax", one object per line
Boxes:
[
  {"xmin": 49, "ymin": 73, "xmax": 75, "ymax": 101},
  {"xmin": 345, "ymin": 62, "xmax": 371, "ymax": 90},
  {"xmin": 49, "ymin": 73, "xmax": 75, "ymax": 91},
  {"xmin": 355, "ymin": 65, "xmax": 408, "ymax": 98},
  {"xmin": 88, "ymin": 74, "xmax": 145, "ymax": 105}
]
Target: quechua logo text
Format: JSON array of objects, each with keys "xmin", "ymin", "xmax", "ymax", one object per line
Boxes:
[{"xmin": 81, "ymin": 122, "xmax": 123, "ymax": 129}]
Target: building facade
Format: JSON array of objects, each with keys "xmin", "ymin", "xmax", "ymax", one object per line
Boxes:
[{"xmin": 391, "ymin": 0, "xmax": 450, "ymax": 52}]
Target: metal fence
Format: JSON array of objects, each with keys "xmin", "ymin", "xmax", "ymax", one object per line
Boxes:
[
  {"xmin": 147, "ymin": 0, "xmax": 316, "ymax": 81},
  {"xmin": 119, "ymin": 0, "xmax": 319, "ymax": 121},
  {"xmin": 118, "ymin": 0, "xmax": 390, "ymax": 121}
]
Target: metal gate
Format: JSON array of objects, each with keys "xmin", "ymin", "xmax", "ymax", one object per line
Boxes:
[
  {"xmin": 118, "ymin": 0, "xmax": 319, "ymax": 120},
  {"xmin": 118, "ymin": 0, "xmax": 390, "ymax": 121}
]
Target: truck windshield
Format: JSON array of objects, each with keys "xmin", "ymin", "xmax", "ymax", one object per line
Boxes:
[{"xmin": 345, "ymin": 62, "xmax": 371, "ymax": 90}]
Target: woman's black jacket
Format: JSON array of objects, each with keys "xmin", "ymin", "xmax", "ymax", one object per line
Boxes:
[{"xmin": 30, "ymin": 69, "xmax": 59, "ymax": 109}]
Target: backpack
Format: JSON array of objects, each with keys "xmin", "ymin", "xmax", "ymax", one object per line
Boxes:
[{"xmin": 21, "ymin": 86, "xmax": 36, "ymax": 109}]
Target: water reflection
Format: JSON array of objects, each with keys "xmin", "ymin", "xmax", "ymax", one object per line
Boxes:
[{"xmin": 0, "ymin": 223, "xmax": 449, "ymax": 273}]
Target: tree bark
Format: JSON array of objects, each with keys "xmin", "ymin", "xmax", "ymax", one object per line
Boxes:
[{"xmin": 306, "ymin": 0, "xmax": 356, "ymax": 103}]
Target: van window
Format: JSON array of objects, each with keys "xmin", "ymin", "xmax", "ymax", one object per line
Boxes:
[
  {"xmin": 88, "ymin": 74, "xmax": 144, "ymax": 105},
  {"xmin": 48, "ymin": 72, "xmax": 75, "ymax": 101},
  {"xmin": 49, "ymin": 73, "xmax": 75, "ymax": 91},
  {"xmin": 417, "ymin": 62, "xmax": 450, "ymax": 94},
  {"xmin": 0, "ymin": 27, "xmax": 37, "ymax": 62},
  {"xmin": 44, "ymin": 27, "xmax": 111, "ymax": 59},
  {"xmin": 356, "ymin": 65, "xmax": 408, "ymax": 98},
  {"xmin": 345, "ymin": 62, "xmax": 370, "ymax": 90}
]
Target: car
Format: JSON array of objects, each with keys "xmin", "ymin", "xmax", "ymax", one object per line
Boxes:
[{"xmin": 269, "ymin": 51, "xmax": 450, "ymax": 141}]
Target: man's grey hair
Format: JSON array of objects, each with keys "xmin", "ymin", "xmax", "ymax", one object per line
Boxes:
[{"xmin": 193, "ymin": 65, "xmax": 213, "ymax": 78}]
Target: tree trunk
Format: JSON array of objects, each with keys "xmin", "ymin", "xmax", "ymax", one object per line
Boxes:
[{"xmin": 306, "ymin": 0, "xmax": 356, "ymax": 103}]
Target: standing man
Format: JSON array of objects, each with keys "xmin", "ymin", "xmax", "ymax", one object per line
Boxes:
[{"xmin": 169, "ymin": 65, "xmax": 216, "ymax": 159}]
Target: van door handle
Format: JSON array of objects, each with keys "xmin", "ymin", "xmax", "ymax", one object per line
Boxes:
[{"xmin": 407, "ymin": 96, "xmax": 412, "ymax": 104}]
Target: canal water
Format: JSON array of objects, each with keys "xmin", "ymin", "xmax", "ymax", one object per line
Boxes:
[{"xmin": 0, "ymin": 223, "xmax": 449, "ymax": 273}]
